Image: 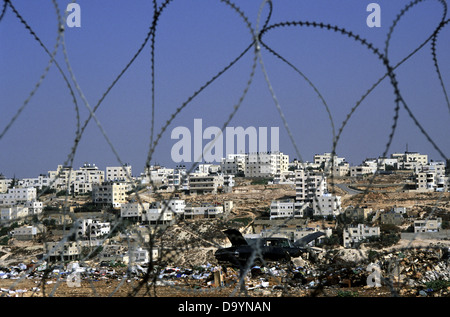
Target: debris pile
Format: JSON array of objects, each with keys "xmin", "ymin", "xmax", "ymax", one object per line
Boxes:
[{"xmin": 0, "ymin": 244, "xmax": 448, "ymax": 296}]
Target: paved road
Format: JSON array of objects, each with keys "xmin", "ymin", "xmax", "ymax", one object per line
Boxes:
[{"xmin": 335, "ymin": 183, "xmax": 363, "ymax": 195}]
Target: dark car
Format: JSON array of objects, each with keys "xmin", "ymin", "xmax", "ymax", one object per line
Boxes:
[{"xmin": 214, "ymin": 229, "xmax": 324, "ymax": 268}]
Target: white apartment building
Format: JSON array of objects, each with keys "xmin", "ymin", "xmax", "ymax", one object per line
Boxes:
[
  {"xmin": 245, "ymin": 151, "xmax": 289, "ymax": 178},
  {"xmin": 142, "ymin": 166, "xmax": 174, "ymax": 186},
  {"xmin": 377, "ymin": 157, "xmax": 398, "ymax": 168},
  {"xmin": 436, "ymin": 175, "xmax": 450, "ymax": 192},
  {"xmin": 71, "ymin": 163, "xmax": 105, "ymax": 195},
  {"xmin": 273, "ymin": 171, "xmax": 296, "ymax": 184},
  {"xmin": 1, "ymin": 206, "xmax": 29, "ymax": 223},
  {"xmin": 19, "ymin": 174, "xmax": 54, "ymax": 190},
  {"xmin": 72, "ymin": 181, "xmax": 94, "ymax": 194},
  {"xmin": 184, "ymin": 203, "xmax": 224, "ymax": 219},
  {"xmin": 128, "ymin": 247, "xmax": 150, "ymax": 264},
  {"xmin": 312, "ymin": 193, "xmax": 342, "ymax": 217},
  {"xmin": 313, "ymin": 153, "xmax": 346, "ymax": 171},
  {"xmin": 350, "ymin": 165, "xmax": 374, "ymax": 177},
  {"xmin": 167, "ymin": 166, "xmax": 189, "ymax": 191},
  {"xmin": 142, "ymin": 202, "xmax": 175, "ymax": 225},
  {"xmin": 189, "ymin": 174, "xmax": 223, "ymax": 195},
  {"xmin": 362, "ymin": 159, "xmax": 382, "ymax": 172},
  {"xmin": 0, "ymin": 187, "xmax": 37, "ymax": 206},
  {"xmin": 220, "ymin": 154, "xmax": 246, "ymax": 175},
  {"xmin": 392, "ymin": 151, "xmax": 428, "ymax": 169},
  {"xmin": 223, "ymin": 174, "xmax": 235, "ymax": 193},
  {"xmin": 269, "ymin": 199, "xmax": 296, "ymax": 220},
  {"xmin": 24, "ymin": 201, "xmax": 43, "ymax": 215},
  {"xmin": 414, "ymin": 171, "xmax": 437, "ymax": 192},
  {"xmin": 195, "ymin": 164, "xmax": 218, "ymax": 174},
  {"xmin": 224, "ymin": 200, "xmax": 234, "ymax": 213},
  {"xmin": 161, "ymin": 199, "xmax": 186, "ymax": 214},
  {"xmin": 48, "ymin": 165, "xmax": 74, "ymax": 190},
  {"xmin": 121, "ymin": 202, "xmax": 150, "ymax": 220},
  {"xmin": 76, "ymin": 219, "xmax": 111, "ymax": 239},
  {"xmin": 269, "ymin": 199, "xmax": 310, "ymax": 219},
  {"xmin": 412, "ymin": 163, "xmax": 448, "ymax": 192},
  {"xmin": 47, "ymin": 163, "xmax": 104, "ymax": 194},
  {"xmin": 295, "ymin": 169, "xmax": 327, "ymax": 202},
  {"xmin": 92, "ymin": 181, "xmax": 131, "ymax": 208},
  {"xmin": 343, "ymin": 224, "xmax": 380, "ymax": 248},
  {"xmin": 331, "ymin": 162, "xmax": 350, "ymax": 177},
  {"xmin": 46, "ymin": 241, "xmax": 81, "ymax": 262},
  {"xmin": 106, "ymin": 164, "xmax": 132, "ymax": 181},
  {"xmin": 10, "ymin": 225, "xmax": 38, "ymax": 240}
]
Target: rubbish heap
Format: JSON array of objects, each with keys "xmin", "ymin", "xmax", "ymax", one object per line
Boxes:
[{"xmin": 0, "ymin": 246, "xmax": 448, "ymax": 297}]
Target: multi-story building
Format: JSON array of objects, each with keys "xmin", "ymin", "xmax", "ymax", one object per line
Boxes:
[
  {"xmin": 295, "ymin": 169, "xmax": 327, "ymax": 203},
  {"xmin": 220, "ymin": 154, "xmax": 246, "ymax": 175},
  {"xmin": 10, "ymin": 225, "xmax": 38, "ymax": 240},
  {"xmin": 436, "ymin": 175, "xmax": 450, "ymax": 192},
  {"xmin": 92, "ymin": 181, "xmax": 131, "ymax": 208},
  {"xmin": 350, "ymin": 165, "xmax": 374, "ymax": 177},
  {"xmin": 273, "ymin": 171, "xmax": 296, "ymax": 184},
  {"xmin": 343, "ymin": 224, "xmax": 380, "ymax": 248},
  {"xmin": 76, "ymin": 219, "xmax": 111, "ymax": 239},
  {"xmin": 24, "ymin": 201, "xmax": 43, "ymax": 215},
  {"xmin": 71, "ymin": 163, "xmax": 105, "ymax": 195},
  {"xmin": 120, "ymin": 202, "xmax": 150, "ymax": 221},
  {"xmin": 167, "ymin": 166, "xmax": 189, "ymax": 191},
  {"xmin": 189, "ymin": 174, "xmax": 222, "ymax": 195},
  {"xmin": 269, "ymin": 199, "xmax": 296, "ymax": 220},
  {"xmin": 106, "ymin": 164, "xmax": 132, "ymax": 181},
  {"xmin": 161, "ymin": 199, "xmax": 186, "ymax": 214},
  {"xmin": 411, "ymin": 162, "xmax": 448, "ymax": 192},
  {"xmin": 142, "ymin": 202, "xmax": 175, "ymax": 225},
  {"xmin": 46, "ymin": 241, "xmax": 81, "ymax": 262},
  {"xmin": 414, "ymin": 218, "xmax": 442, "ymax": 233},
  {"xmin": 414, "ymin": 171, "xmax": 437, "ymax": 191},
  {"xmin": 223, "ymin": 200, "xmax": 234, "ymax": 213},
  {"xmin": 48, "ymin": 163, "xmax": 104, "ymax": 194},
  {"xmin": 0, "ymin": 187, "xmax": 37, "ymax": 206},
  {"xmin": 313, "ymin": 152, "xmax": 346, "ymax": 172},
  {"xmin": 19, "ymin": 174, "xmax": 54, "ymax": 190},
  {"xmin": 331, "ymin": 162, "xmax": 350, "ymax": 177},
  {"xmin": 184, "ymin": 203, "xmax": 224, "ymax": 219},
  {"xmin": 223, "ymin": 174, "xmax": 234, "ymax": 193},
  {"xmin": 48, "ymin": 165, "xmax": 74, "ymax": 190},
  {"xmin": 377, "ymin": 157, "xmax": 398, "ymax": 169},
  {"xmin": 392, "ymin": 151, "xmax": 428, "ymax": 169},
  {"xmin": 312, "ymin": 193, "xmax": 342, "ymax": 217},
  {"xmin": 141, "ymin": 165, "xmax": 174, "ymax": 187},
  {"xmin": 1, "ymin": 206, "xmax": 29, "ymax": 223},
  {"xmin": 245, "ymin": 151, "xmax": 289, "ymax": 178}
]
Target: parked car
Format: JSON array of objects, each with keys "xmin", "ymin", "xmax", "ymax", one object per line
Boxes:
[{"xmin": 214, "ymin": 229, "xmax": 324, "ymax": 269}]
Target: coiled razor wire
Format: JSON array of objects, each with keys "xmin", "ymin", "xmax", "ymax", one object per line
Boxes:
[{"xmin": 0, "ymin": 0, "xmax": 448, "ymax": 297}]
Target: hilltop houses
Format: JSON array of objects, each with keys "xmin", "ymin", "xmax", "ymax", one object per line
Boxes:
[{"xmin": 0, "ymin": 148, "xmax": 447, "ymax": 255}]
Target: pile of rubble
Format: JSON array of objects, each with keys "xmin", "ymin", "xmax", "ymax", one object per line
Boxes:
[
  {"xmin": 152, "ymin": 245, "xmax": 450, "ymax": 297},
  {"xmin": 0, "ymin": 238, "xmax": 448, "ymax": 297}
]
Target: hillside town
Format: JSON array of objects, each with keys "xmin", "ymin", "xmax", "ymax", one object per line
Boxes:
[{"xmin": 0, "ymin": 150, "xmax": 449, "ymax": 297}]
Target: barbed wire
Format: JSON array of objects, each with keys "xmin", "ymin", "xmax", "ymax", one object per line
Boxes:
[{"xmin": 0, "ymin": 0, "xmax": 449, "ymax": 298}]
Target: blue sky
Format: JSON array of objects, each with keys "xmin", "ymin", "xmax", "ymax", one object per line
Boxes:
[{"xmin": 1, "ymin": 0, "xmax": 449, "ymax": 178}]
